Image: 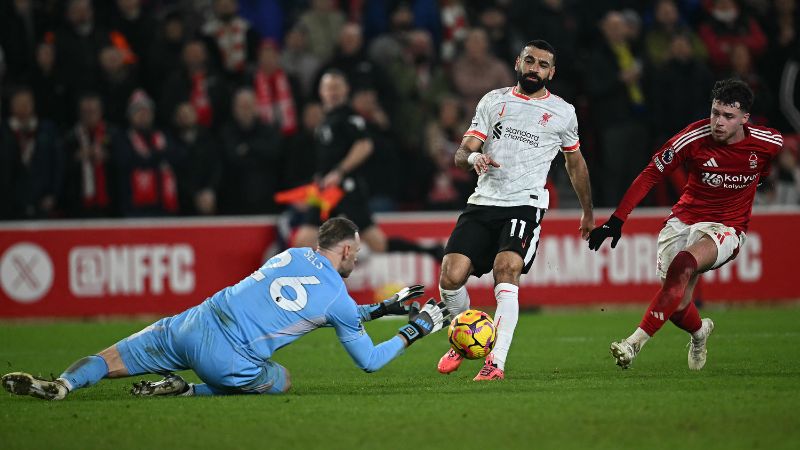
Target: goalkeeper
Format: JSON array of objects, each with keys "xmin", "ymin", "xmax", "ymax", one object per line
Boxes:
[{"xmin": 2, "ymin": 218, "xmax": 451, "ymax": 400}]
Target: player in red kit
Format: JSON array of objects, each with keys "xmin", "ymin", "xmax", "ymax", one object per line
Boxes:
[{"xmin": 588, "ymin": 79, "xmax": 783, "ymax": 370}]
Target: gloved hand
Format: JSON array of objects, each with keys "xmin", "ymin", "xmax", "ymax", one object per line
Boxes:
[
  {"xmin": 397, "ymin": 298, "xmax": 451, "ymax": 346},
  {"xmin": 360, "ymin": 285, "xmax": 425, "ymax": 321},
  {"xmin": 588, "ymin": 215, "xmax": 624, "ymax": 251}
]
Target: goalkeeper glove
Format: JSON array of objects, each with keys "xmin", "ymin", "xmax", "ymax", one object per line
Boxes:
[
  {"xmin": 397, "ymin": 298, "xmax": 451, "ymax": 346},
  {"xmin": 361, "ymin": 284, "xmax": 425, "ymax": 321},
  {"xmin": 588, "ymin": 215, "xmax": 623, "ymax": 251}
]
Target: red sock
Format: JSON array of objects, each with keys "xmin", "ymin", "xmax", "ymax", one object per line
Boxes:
[
  {"xmin": 639, "ymin": 251, "xmax": 698, "ymax": 336},
  {"xmin": 669, "ymin": 301, "xmax": 702, "ymax": 334}
]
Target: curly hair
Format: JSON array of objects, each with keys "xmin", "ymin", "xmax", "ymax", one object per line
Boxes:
[{"xmin": 710, "ymin": 78, "xmax": 754, "ymax": 112}]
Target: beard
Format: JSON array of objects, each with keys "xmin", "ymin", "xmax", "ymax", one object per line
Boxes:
[{"xmin": 517, "ymin": 69, "xmax": 547, "ymax": 95}]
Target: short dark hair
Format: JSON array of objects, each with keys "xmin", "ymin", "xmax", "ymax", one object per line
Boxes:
[
  {"xmin": 521, "ymin": 40, "xmax": 556, "ymax": 64},
  {"xmin": 711, "ymin": 78, "xmax": 754, "ymax": 112},
  {"xmin": 318, "ymin": 217, "xmax": 359, "ymax": 249},
  {"xmin": 321, "ymin": 68, "xmax": 348, "ymax": 84}
]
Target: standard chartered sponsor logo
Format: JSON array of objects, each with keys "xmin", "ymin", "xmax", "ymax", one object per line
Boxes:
[{"xmin": 503, "ymin": 126, "xmax": 540, "ymax": 147}]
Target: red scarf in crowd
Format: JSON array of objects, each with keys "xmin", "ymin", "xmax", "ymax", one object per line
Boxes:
[
  {"xmin": 76, "ymin": 122, "xmax": 110, "ymax": 208},
  {"xmin": 254, "ymin": 69, "xmax": 298, "ymax": 136},
  {"xmin": 190, "ymin": 72, "xmax": 213, "ymax": 127},
  {"xmin": 128, "ymin": 129, "xmax": 178, "ymax": 212},
  {"xmin": 204, "ymin": 17, "xmax": 248, "ymax": 73}
]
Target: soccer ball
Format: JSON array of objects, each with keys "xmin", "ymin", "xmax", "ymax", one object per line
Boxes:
[{"xmin": 447, "ymin": 309, "xmax": 497, "ymax": 360}]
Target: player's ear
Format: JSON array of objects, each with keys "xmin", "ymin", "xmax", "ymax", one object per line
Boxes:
[
  {"xmin": 514, "ymin": 56, "xmax": 520, "ymax": 71},
  {"xmin": 742, "ymin": 112, "xmax": 750, "ymax": 125},
  {"xmin": 549, "ymin": 66, "xmax": 556, "ymax": 80}
]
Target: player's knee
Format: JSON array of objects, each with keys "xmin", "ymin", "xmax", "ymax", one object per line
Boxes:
[
  {"xmin": 439, "ymin": 255, "xmax": 470, "ymax": 289},
  {"xmin": 492, "ymin": 260, "xmax": 522, "ymax": 282},
  {"xmin": 439, "ymin": 268, "xmax": 467, "ymax": 290}
]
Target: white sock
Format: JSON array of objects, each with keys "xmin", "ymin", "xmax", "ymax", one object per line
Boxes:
[
  {"xmin": 439, "ymin": 286, "xmax": 470, "ymax": 316},
  {"xmin": 626, "ymin": 327, "xmax": 650, "ymax": 348},
  {"xmin": 57, "ymin": 377, "xmax": 73, "ymax": 391},
  {"xmin": 490, "ymin": 283, "xmax": 519, "ymax": 370}
]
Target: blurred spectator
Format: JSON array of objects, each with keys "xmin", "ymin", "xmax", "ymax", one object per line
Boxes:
[
  {"xmin": 218, "ymin": 88, "xmax": 284, "ymax": 214},
  {"xmin": 440, "ymin": 0, "xmax": 469, "ymax": 63},
  {"xmin": 479, "ymin": 6, "xmax": 514, "ymax": 61},
  {"xmin": 160, "ymin": 40, "xmax": 229, "ymax": 129},
  {"xmin": 756, "ymin": 136, "xmax": 800, "ymax": 205},
  {"xmin": 282, "ymin": 102, "xmax": 323, "ymax": 189},
  {"xmin": 772, "ymin": 140, "xmax": 800, "ymax": 204},
  {"xmin": 97, "ymin": 46, "xmax": 139, "ymax": 125},
  {"xmin": 644, "ymin": 0, "xmax": 708, "ymax": 68},
  {"xmin": 173, "ymin": 102, "xmax": 221, "ymax": 215},
  {"xmin": 649, "ymin": 33, "xmax": 714, "ymax": 139},
  {"xmin": 779, "ymin": 46, "xmax": 800, "ymax": 133},
  {"xmin": 237, "ymin": 0, "xmax": 284, "ymax": 43},
  {"xmin": 762, "ymin": 0, "xmax": 799, "ymax": 124},
  {"xmin": 54, "ymin": 0, "xmax": 111, "ymax": 119},
  {"xmin": 388, "ymin": 29, "xmax": 451, "ymax": 150},
  {"xmin": 585, "ymin": 10, "xmax": 650, "ymax": 206},
  {"xmin": 727, "ymin": 43, "xmax": 775, "ymax": 125},
  {"xmin": 30, "ymin": 40, "xmax": 68, "ymax": 125},
  {"xmin": 0, "ymin": 88, "xmax": 62, "ymax": 219},
  {"xmin": 295, "ymin": 0, "xmax": 346, "ymax": 62},
  {"xmin": 61, "ymin": 94, "xmax": 117, "ymax": 217},
  {"xmin": 451, "ymin": 28, "xmax": 514, "ymax": 116},
  {"xmin": 145, "ymin": 10, "xmax": 187, "ymax": 96},
  {"xmin": 112, "ymin": 90, "xmax": 182, "ymax": 216},
  {"xmin": 368, "ymin": 3, "xmax": 415, "ymax": 69},
  {"xmin": 522, "ymin": 0, "xmax": 581, "ymax": 102},
  {"xmin": 0, "ymin": 0, "xmax": 48, "ymax": 87},
  {"xmin": 351, "ymin": 86, "xmax": 401, "ymax": 211},
  {"xmin": 698, "ymin": 0, "xmax": 767, "ymax": 74},
  {"xmin": 424, "ymin": 96, "xmax": 474, "ymax": 210},
  {"xmin": 314, "ymin": 23, "xmax": 394, "ymax": 107},
  {"xmin": 647, "ymin": 33, "xmax": 712, "ymax": 206},
  {"xmin": 280, "ymin": 26, "xmax": 322, "ymax": 102},
  {"xmin": 201, "ymin": 0, "xmax": 261, "ymax": 83},
  {"xmin": 248, "ymin": 40, "xmax": 300, "ymax": 137},
  {"xmin": 110, "ymin": 0, "xmax": 157, "ymax": 64}
]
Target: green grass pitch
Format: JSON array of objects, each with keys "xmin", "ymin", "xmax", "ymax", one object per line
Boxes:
[{"xmin": 1, "ymin": 306, "xmax": 799, "ymax": 450}]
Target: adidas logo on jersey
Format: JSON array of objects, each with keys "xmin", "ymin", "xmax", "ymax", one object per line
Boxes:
[{"xmin": 703, "ymin": 158, "xmax": 719, "ymax": 168}]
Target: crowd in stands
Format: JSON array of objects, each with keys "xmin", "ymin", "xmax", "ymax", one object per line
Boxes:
[{"xmin": 1, "ymin": 0, "xmax": 799, "ymax": 220}]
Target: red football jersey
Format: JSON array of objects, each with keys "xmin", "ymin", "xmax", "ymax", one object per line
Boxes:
[{"xmin": 614, "ymin": 119, "xmax": 783, "ymax": 232}]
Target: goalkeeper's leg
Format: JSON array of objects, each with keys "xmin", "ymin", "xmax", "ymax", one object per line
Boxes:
[{"xmin": 189, "ymin": 359, "xmax": 292, "ymax": 396}]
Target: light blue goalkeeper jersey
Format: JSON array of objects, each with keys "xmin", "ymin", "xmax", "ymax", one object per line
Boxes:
[{"xmin": 203, "ymin": 247, "xmax": 405, "ymax": 372}]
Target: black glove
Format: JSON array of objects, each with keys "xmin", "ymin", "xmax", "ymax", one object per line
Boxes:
[
  {"xmin": 397, "ymin": 298, "xmax": 451, "ymax": 346},
  {"xmin": 361, "ymin": 285, "xmax": 425, "ymax": 321},
  {"xmin": 588, "ymin": 215, "xmax": 624, "ymax": 251}
]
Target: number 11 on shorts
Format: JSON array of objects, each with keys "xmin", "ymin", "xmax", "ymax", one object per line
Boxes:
[{"xmin": 510, "ymin": 219, "xmax": 526, "ymax": 238}]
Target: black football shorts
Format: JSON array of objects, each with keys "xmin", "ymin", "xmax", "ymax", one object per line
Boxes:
[{"xmin": 444, "ymin": 204, "xmax": 545, "ymax": 277}]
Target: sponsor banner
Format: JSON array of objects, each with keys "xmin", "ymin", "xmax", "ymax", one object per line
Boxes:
[
  {"xmin": 0, "ymin": 218, "xmax": 276, "ymax": 318},
  {"xmin": 1, "ymin": 209, "xmax": 798, "ymax": 318}
]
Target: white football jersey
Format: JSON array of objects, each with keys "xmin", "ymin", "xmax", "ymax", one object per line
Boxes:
[{"xmin": 464, "ymin": 86, "xmax": 580, "ymax": 208}]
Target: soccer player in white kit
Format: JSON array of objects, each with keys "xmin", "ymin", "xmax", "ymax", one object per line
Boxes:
[{"xmin": 437, "ymin": 40, "xmax": 594, "ymax": 380}]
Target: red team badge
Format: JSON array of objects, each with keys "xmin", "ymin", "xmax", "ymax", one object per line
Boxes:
[{"xmin": 538, "ymin": 112, "xmax": 553, "ymax": 126}]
